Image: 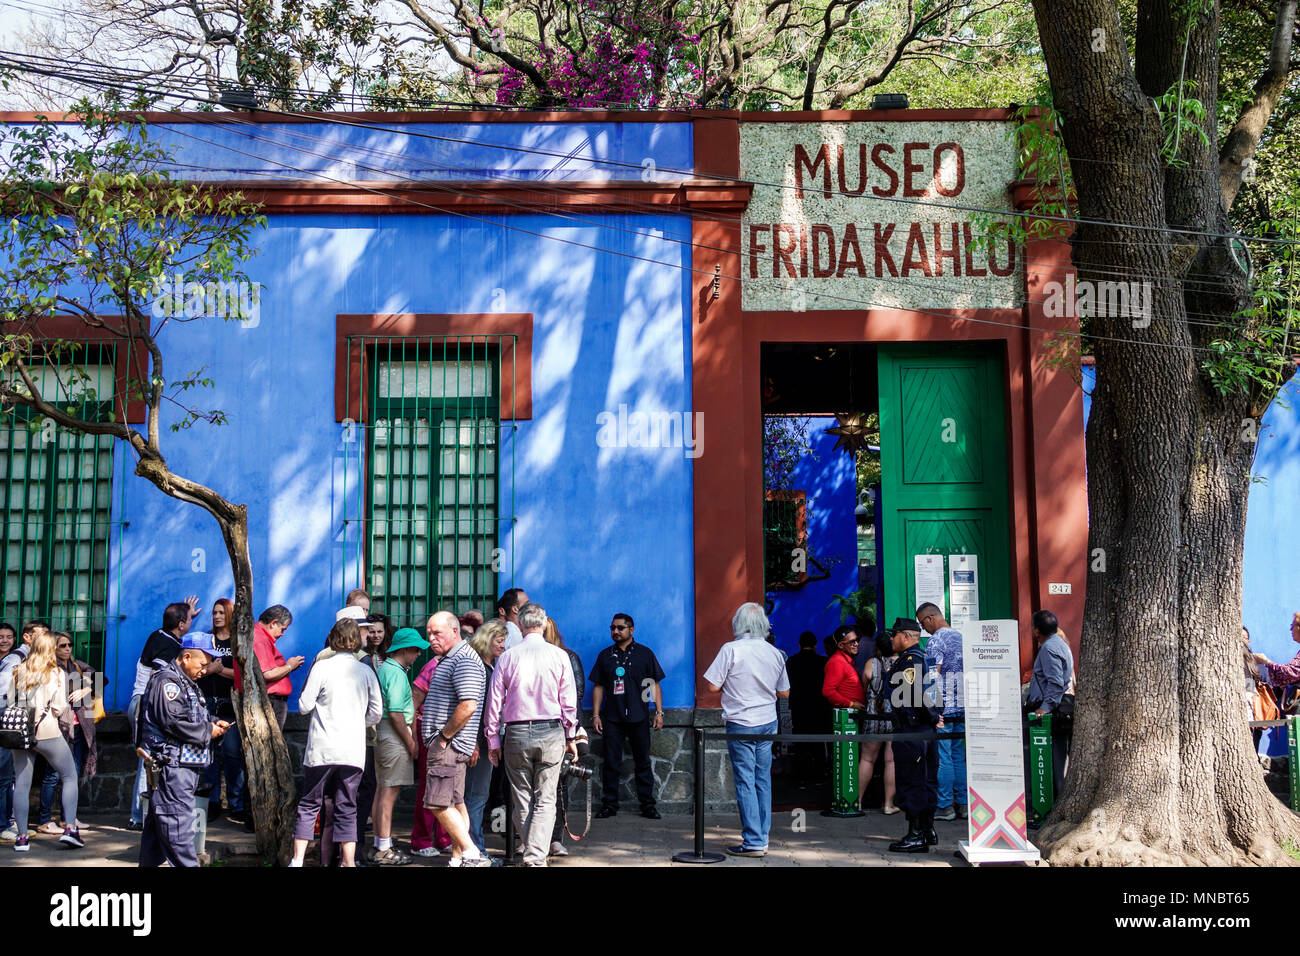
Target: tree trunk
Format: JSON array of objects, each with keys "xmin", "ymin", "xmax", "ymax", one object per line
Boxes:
[
  {"xmin": 219, "ymin": 511, "xmax": 298, "ymax": 863},
  {"xmin": 133, "ymin": 455, "xmax": 297, "ymax": 863},
  {"xmin": 1028, "ymin": 0, "xmax": 1300, "ymax": 865}
]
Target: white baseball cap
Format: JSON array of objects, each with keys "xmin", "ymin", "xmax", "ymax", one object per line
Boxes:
[{"xmin": 335, "ymin": 606, "xmax": 368, "ymax": 623}]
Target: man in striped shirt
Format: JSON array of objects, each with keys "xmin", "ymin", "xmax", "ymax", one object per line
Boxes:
[{"xmin": 421, "ymin": 610, "xmax": 490, "ymax": 867}]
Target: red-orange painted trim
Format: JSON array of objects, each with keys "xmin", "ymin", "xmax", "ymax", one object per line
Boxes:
[
  {"xmin": 334, "ymin": 313, "xmax": 533, "ymax": 422},
  {"xmin": 22, "ymin": 316, "xmax": 147, "ymax": 424},
  {"xmin": 223, "ymin": 179, "xmax": 751, "ymax": 216}
]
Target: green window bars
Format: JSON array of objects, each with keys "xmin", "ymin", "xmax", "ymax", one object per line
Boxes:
[
  {"xmin": 0, "ymin": 348, "xmax": 117, "ymax": 671},
  {"xmin": 342, "ymin": 335, "xmax": 515, "ymax": 633}
]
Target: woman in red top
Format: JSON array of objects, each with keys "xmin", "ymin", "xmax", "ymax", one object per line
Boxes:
[
  {"xmin": 822, "ymin": 626, "xmax": 875, "ymax": 809},
  {"xmin": 822, "ymin": 626, "xmax": 866, "ymax": 708}
]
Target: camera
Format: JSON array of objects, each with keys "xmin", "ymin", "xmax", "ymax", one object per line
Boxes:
[{"xmin": 560, "ymin": 754, "xmax": 593, "ymax": 781}]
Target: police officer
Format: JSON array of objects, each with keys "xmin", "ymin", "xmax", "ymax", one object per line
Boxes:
[
  {"xmin": 885, "ymin": 617, "xmax": 941, "ymax": 853},
  {"xmin": 137, "ymin": 632, "xmax": 230, "ymax": 867}
]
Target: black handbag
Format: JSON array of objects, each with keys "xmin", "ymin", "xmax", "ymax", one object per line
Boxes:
[{"xmin": 0, "ymin": 698, "xmax": 51, "ymax": 750}]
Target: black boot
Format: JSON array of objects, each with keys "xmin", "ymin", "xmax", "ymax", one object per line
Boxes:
[
  {"xmin": 888, "ymin": 816, "xmax": 929, "ymax": 853},
  {"xmin": 922, "ymin": 809, "xmax": 938, "ymax": 846}
]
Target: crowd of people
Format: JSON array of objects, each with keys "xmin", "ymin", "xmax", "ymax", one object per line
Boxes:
[
  {"xmin": 7, "ymin": 591, "xmax": 1298, "ymax": 864},
  {"xmin": 113, "ymin": 586, "xmax": 652, "ymax": 867}
]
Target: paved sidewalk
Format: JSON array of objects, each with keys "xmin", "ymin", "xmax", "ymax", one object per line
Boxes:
[{"xmin": 0, "ymin": 808, "xmax": 974, "ymax": 867}]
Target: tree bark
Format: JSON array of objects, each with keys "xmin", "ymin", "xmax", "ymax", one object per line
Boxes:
[
  {"xmin": 1028, "ymin": 0, "xmax": 1300, "ymax": 865},
  {"xmin": 133, "ymin": 455, "xmax": 297, "ymax": 863}
]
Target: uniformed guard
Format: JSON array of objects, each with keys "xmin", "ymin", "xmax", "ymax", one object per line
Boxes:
[
  {"xmin": 137, "ymin": 632, "xmax": 231, "ymax": 867},
  {"xmin": 885, "ymin": 617, "xmax": 941, "ymax": 853}
]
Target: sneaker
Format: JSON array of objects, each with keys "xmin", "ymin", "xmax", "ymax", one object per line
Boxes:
[
  {"xmin": 0, "ymin": 825, "xmax": 18, "ymax": 843},
  {"xmin": 955, "ymin": 805, "xmax": 968, "ymax": 820},
  {"xmin": 595, "ymin": 806, "xmax": 618, "ymax": 819},
  {"xmin": 549, "ymin": 841, "xmax": 569, "ymax": 857},
  {"xmin": 726, "ymin": 844, "xmax": 766, "ymax": 858},
  {"xmin": 14, "ymin": 835, "xmax": 29, "ymax": 853},
  {"xmin": 60, "ymin": 828, "xmax": 85, "ymax": 849},
  {"xmin": 371, "ymin": 848, "xmax": 411, "ymax": 865},
  {"xmin": 460, "ymin": 854, "xmax": 492, "ymax": 868},
  {"xmin": 411, "ymin": 846, "xmax": 441, "ymax": 858},
  {"xmin": 126, "ymin": 820, "xmax": 144, "ymax": 832},
  {"xmin": 934, "ymin": 806, "xmax": 958, "ymax": 822},
  {"xmin": 37, "ymin": 821, "xmax": 63, "ymax": 835}
]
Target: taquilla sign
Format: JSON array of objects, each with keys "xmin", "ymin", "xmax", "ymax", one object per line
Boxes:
[{"xmin": 740, "ymin": 121, "xmax": 1024, "ymax": 312}]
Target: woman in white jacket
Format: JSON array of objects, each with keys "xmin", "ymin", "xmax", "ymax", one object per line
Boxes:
[
  {"xmin": 288, "ymin": 619, "xmax": 382, "ymax": 867},
  {"xmin": 6, "ymin": 628, "xmax": 84, "ymax": 852}
]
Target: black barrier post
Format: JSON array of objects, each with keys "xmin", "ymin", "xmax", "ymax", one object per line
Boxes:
[
  {"xmin": 672, "ymin": 727, "xmax": 725, "ymax": 864},
  {"xmin": 503, "ymin": 795, "xmax": 519, "ymax": 865}
]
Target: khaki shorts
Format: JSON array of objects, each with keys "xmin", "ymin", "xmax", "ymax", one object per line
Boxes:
[
  {"xmin": 423, "ymin": 741, "xmax": 470, "ymax": 809},
  {"xmin": 375, "ymin": 720, "xmax": 415, "ymax": 788}
]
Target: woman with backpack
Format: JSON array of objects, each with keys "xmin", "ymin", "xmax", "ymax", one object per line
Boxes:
[
  {"xmin": 3, "ymin": 627, "xmax": 84, "ymax": 851},
  {"xmin": 859, "ymin": 632, "xmax": 899, "ymax": 814}
]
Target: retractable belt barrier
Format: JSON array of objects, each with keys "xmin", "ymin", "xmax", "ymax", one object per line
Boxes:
[{"xmin": 672, "ymin": 726, "xmax": 965, "ymax": 864}]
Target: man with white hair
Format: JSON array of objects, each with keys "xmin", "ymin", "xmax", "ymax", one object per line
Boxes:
[
  {"xmin": 703, "ymin": 602, "xmax": 790, "ymax": 857},
  {"xmin": 485, "ymin": 602, "xmax": 579, "ymax": 866}
]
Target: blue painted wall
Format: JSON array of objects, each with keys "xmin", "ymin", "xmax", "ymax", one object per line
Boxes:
[
  {"xmin": 1081, "ymin": 364, "xmax": 1300, "ymax": 667},
  {"xmin": 93, "ymin": 120, "xmax": 698, "ymax": 711},
  {"xmin": 765, "ymin": 418, "xmax": 860, "ymax": 657}
]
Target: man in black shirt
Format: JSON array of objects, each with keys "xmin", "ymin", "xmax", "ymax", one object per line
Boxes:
[
  {"xmin": 786, "ymin": 631, "xmax": 831, "ymax": 783},
  {"xmin": 128, "ymin": 600, "xmax": 197, "ymax": 829},
  {"xmin": 590, "ymin": 613, "xmax": 666, "ymax": 819}
]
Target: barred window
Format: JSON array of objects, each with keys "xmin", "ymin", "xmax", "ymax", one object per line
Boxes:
[
  {"xmin": 0, "ymin": 349, "xmax": 116, "ymax": 670},
  {"xmin": 345, "ymin": 337, "xmax": 510, "ymax": 630}
]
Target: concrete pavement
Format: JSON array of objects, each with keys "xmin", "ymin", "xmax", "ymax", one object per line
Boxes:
[{"xmin": 0, "ymin": 807, "xmax": 975, "ymax": 867}]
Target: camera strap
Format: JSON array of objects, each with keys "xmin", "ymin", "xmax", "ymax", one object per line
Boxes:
[{"xmin": 564, "ymin": 775, "xmax": 593, "ymax": 843}]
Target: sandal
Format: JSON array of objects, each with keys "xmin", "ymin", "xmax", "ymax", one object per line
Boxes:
[
  {"xmin": 881, "ymin": 805, "xmax": 901, "ymax": 815},
  {"xmin": 372, "ymin": 848, "xmax": 411, "ymax": 865}
]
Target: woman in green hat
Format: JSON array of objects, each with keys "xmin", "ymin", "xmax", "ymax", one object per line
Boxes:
[{"xmin": 370, "ymin": 626, "xmax": 429, "ymax": 864}]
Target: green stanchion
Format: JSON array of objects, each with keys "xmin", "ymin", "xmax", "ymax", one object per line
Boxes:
[
  {"xmin": 825, "ymin": 707, "xmax": 864, "ymax": 817},
  {"xmin": 1028, "ymin": 713, "xmax": 1053, "ymax": 826},
  {"xmin": 1288, "ymin": 717, "xmax": 1299, "ymax": 815}
]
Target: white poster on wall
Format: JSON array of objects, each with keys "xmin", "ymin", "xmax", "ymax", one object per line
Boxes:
[
  {"xmin": 914, "ymin": 555, "xmax": 946, "ymax": 619},
  {"xmin": 948, "ymin": 554, "xmax": 979, "ymax": 634},
  {"xmin": 959, "ymin": 619, "xmax": 1040, "ymax": 865}
]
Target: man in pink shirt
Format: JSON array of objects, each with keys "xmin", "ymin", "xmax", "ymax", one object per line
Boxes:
[{"xmin": 485, "ymin": 602, "xmax": 578, "ymax": 866}]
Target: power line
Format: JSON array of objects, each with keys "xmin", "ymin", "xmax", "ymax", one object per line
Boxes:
[
  {"xmin": 4, "ymin": 55, "xmax": 1296, "ymax": 356},
  {"xmin": 6, "ymin": 48, "xmax": 1300, "ymax": 253}
]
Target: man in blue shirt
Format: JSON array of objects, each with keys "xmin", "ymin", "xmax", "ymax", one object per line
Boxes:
[
  {"xmin": 917, "ymin": 603, "xmax": 966, "ymax": 821},
  {"xmin": 1026, "ymin": 609, "xmax": 1074, "ymax": 798}
]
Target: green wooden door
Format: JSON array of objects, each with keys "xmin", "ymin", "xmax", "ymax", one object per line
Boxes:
[{"xmin": 877, "ymin": 345, "xmax": 1013, "ymax": 628}]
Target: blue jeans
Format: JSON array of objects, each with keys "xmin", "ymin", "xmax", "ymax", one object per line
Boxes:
[
  {"xmin": 39, "ymin": 730, "xmax": 87, "ymax": 823},
  {"xmin": 726, "ymin": 719, "xmax": 777, "ymax": 850},
  {"xmin": 0, "ymin": 746, "xmax": 14, "ymax": 826},
  {"xmin": 464, "ymin": 749, "xmax": 493, "ymax": 853},
  {"xmin": 937, "ymin": 715, "xmax": 967, "ymax": 808},
  {"xmin": 128, "ymin": 694, "xmax": 146, "ymax": 825},
  {"xmin": 202, "ymin": 721, "xmax": 246, "ymax": 812}
]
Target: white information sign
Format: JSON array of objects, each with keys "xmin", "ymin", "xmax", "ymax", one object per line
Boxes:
[
  {"xmin": 913, "ymin": 555, "xmax": 946, "ymax": 618},
  {"xmin": 947, "ymin": 554, "xmax": 979, "ymax": 634},
  {"xmin": 959, "ymin": 619, "xmax": 1040, "ymax": 865}
]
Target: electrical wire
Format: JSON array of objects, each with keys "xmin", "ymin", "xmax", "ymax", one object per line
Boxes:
[
  {"xmin": 3, "ymin": 53, "xmax": 1296, "ymax": 357},
  {"xmin": 6, "ymin": 47, "xmax": 1300, "ymax": 253}
]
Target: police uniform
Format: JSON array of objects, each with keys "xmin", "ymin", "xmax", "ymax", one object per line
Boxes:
[
  {"xmin": 137, "ymin": 656, "xmax": 213, "ymax": 867},
  {"xmin": 886, "ymin": 626, "xmax": 940, "ymax": 851}
]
